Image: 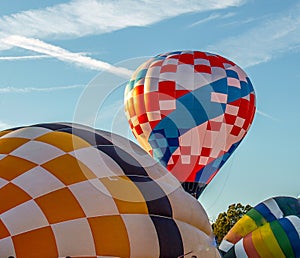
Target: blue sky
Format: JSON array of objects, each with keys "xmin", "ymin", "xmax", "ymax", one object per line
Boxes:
[{"xmin": 0, "ymin": 0, "xmax": 299, "ymax": 219}]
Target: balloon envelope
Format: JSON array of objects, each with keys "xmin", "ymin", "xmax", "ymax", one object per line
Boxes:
[
  {"xmin": 124, "ymin": 50, "xmax": 256, "ymax": 197},
  {"xmin": 219, "ymin": 196, "xmax": 300, "ymax": 258},
  {"xmin": 0, "ymin": 123, "xmax": 219, "ymax": 258}
]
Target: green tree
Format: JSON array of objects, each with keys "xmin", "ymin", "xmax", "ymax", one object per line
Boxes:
[{"xmin": 212, "ymin": 203, "xmax": 252, "ymax": 245}]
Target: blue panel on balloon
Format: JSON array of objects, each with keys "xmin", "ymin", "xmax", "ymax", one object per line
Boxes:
[
  {"xmin": 136, "ymin": 69, "xmax": 148, "ymax": 82},
  {"xmin": 226, "ymin": 70, "xmax": 239, "ymax": 79},
  {"xmin": 211, "ymin": 78, "xmax": 228, "ymax": 94},
  {"xmin": 255, "ymin": 203, "xmax": 277, "ymax": 222},
  {"xmin": 227, "ymin": 86, "xmax": 241, "ymax": 103},
  {"xmin": 278, "ymin": 218, "xmax": 300, "ymax": 257}
]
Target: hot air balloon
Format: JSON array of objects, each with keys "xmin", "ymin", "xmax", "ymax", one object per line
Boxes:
[
  {"xmin": 219, "ymin": 196, "xmax": 300, "ymax": 258},
  {"xmin": 0, "ymin": 123, "xmax": 220, "ymax": 258},
  {"xmin": 124, "ymin": 50, "xmax": 256, "ymax": 198}
]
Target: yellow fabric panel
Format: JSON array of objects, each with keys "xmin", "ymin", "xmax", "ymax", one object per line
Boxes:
[
  {"xmin": 13, "ymin": 226, "xmax": 58, "ymax": 258},
  {"xmin": 0, "ymin": 183, "xmax": 31, "ymax": 214},
  {"xmin": 0, "ymin": 155, "xmax": 37, "ymax": 181},
  {"xmin": 35, "ymin": 187, "xmax": 85, "ymax": 224},
  {"xmin": 258, "ymin": 223, "xmax": 285, "ymax": 258},
  {"xmin": 41, "ymin": 154, "xmax": 96, "ymax": 185},
  {"xmin": 0, "ymin": 137, "xmax": 30, "ymax": 154},
  {"xmin": 114, "ymin": 198, "xmax": 148, "ymax": 214},
  {"xmin": 36, "ymin": 131, "xmax": 91, "ymax": 152},
  {"xmin": 226, "ymin": 215, "xmax": 257, "ymax": 243},
  {"xmin": 0, "ymin": 219, "xmax": 10, "ymax": 239},
  {"xmin": 100, "ymin": 176, "xmax": 148, "ymax": 214},
  {"xmin": 251, "ymin": 226, "xmax": 273, "ymax": 257},
  {"xmin": 88, "ymin": 215, "xmax": 130, "ymax": 257},
  {"xmin": 0, "ymin": 130, "xmax": 12, "ymax": 137}
]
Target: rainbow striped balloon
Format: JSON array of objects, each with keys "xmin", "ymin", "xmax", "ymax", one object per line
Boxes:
[{"xmin": 219, "ymin": 196, "xmax": 300, "ymax": 258}]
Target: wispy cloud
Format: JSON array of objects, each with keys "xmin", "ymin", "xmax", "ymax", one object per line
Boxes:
[
  {"xmin": 188, "ymin": 13, "xmax": 222, "ymax": 27},
  {"xmin": 0, "ymin": 121, "xmax": 13, "ymax": 130},
  {"xmin": 256, "ymin": 110, "xmax": 279, "ymax": 122},
  {"xmin": 0, "ymin": 84, "xmax": 84, "ymax": 94},
  {"xmin": 207, "ymin": 2, "xmax": 300, "ymax": 67},
  {"xmin": 188, "ymin": 12, "xmax": 235, "ymax": 27},
  {"xmin": 220, "ymin": 15, "xmax": 266, "ymax": 27},
  {"xmin": 0, "ymin": 0, "xmax": 245, "ymax": 42},
  {"xmin": 1, "ymin": 35, "xmax": 133, "ymax": 78},
  {"xmin": 0, "ymin": 0, "xmax": 246, "ymax": 75},
  {"xmin": 0, "ymin": 54, "xmax": 49, "ymax": 61},
  {"xmin": 0, "ymin": 51, "xmax": 90, "ymax": 61}
]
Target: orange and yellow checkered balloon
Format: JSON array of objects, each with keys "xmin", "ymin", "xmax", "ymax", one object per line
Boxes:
[{"xmin": 0, "ymin": 123, "xmax": 220, "ymax": 258}]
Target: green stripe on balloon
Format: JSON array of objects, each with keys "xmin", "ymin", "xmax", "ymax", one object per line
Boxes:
[
  {"xmin": 247, "ymin": 208, "xmax": 267, "ymax": 227},
  {"xmin": 270, "ymin": 220, "xmax": 295, "ymax": 258}
]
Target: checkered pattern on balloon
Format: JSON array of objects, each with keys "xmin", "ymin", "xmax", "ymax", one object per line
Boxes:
[{"xmin": 125, "ymin": 51, "xmax": 256, "ymax": 197}]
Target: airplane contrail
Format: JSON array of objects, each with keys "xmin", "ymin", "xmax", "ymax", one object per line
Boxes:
[{"xmin": 1, "ymin": 35, "xmax": 133, "ymax": 78}]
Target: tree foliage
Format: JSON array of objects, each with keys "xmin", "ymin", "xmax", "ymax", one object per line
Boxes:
[{"xmin": 212, "ymin": 203, "xmax": 252, "ymax": 245}]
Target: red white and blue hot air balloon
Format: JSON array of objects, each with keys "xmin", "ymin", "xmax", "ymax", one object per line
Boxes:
[{"xmin": 124, "ymin": 51, "xmax": 256, "ymax": 198}]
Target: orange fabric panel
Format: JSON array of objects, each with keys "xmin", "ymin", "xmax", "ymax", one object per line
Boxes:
[
  {"xmin": 35, "ymin": 187, "xmax": 85, "ymax": 224},
  {"xmin": 88, "ymin": 215, "xmax": 130, "ymax": 257},
  {"xmin": 0, "ymin": 130, "xmax": 12, "ymax": 137},
  {"xmin": 36, "ymin": 131, "xmax": 91, "ymax": 152},
  {"xmin": 243, "ymin": 233, "xmax": 261, "ymax": 258},
  {"xmin": 0, "ymin": 155, "xmax": 36, "ymax": 181},
  {"xmin": 0, "ymin": 183, "xmax": 31, "ymax": 214},
  {"xmin": 114, "ymin": 198, "xmax": 148, "ymax": 214},
  {"xmin": 225, "ymin": 215, "xmax": 257, "ymax": 244},
  {"xmin": 13, "ymin": 226, "xmax": 58, "ymax": 258},
  {"xmin": 41, "ymin": 154, "xmax": 96, "ymax": 185},
  {"xmin": 0, "ymin": 219, "xmax": 10, "ymax": 239},
  {"xmin": 0, "ymin": 138, "xmax": 30, "ymax": 154}
]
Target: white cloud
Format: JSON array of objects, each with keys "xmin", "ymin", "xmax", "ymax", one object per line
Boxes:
[
  {"xmin": 0, "ymin": 52, "xmax": 90, "ymax": 61},
  {"xmin": 188, "ymin": 13, "xmax": 222, "ymax": 27},
  {"xmin": 0, "ymin": 0, "xmax": 245, "ymax": 41},
  {"xmin": 0, "ymin": 121, "xmax": 13, "ymax": 130},
  {"xmin": 0, "ymin": 54, "xmax": 49, "ymax": 60},
  {"xmin": 207, "ymin": 3, "xmax": 300, "ymax": 67},
  {"xmin": 188, "ymin": 12, "xmax": 235, "ymax": 27},
  {"xmin": 0, "ymin": 84, "xmax": 84, "ymax": 94},
  {"xmin": 0, "ymin": 0, "xmax": 245, "ymax": 75},
  {"xmin": 256, "ymin": 110, "xmax": 279, "ymax": 122},
  {"xmin": 220, "ymin": 15, "xmax": 265, "ymax": 27},
  {"xmin": 1, "ymin": 35, "xmax": 133, "ymax": 78}
]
